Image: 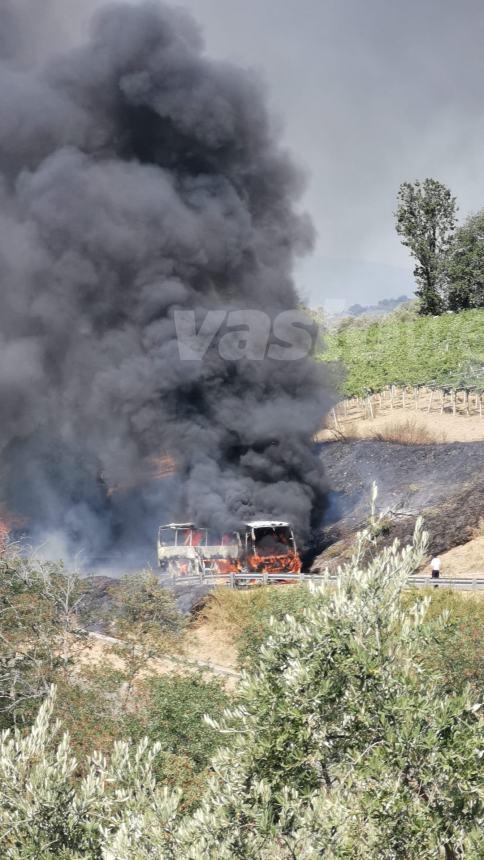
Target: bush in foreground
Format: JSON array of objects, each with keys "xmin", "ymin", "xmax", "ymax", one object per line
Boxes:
[
  {"xmin": 139, "ymin": 674, "xmax": 231, "ymax": 811},
  {"xmin": 0, "ymin": 547, "xmax": 88, "ymax": 730},
  {"xmin": 0, "ymin": 515, "xmax": 482, "ymax": 858}
]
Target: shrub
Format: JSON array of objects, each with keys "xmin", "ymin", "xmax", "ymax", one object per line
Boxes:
[
  {"xmin": 53, "ymin": 667, "xmax": 133, "ymax": 765},
  {"xmin": 142, "ymin": 674, "xmax": 231, "ymax": 809},
  {"xmin": 0, "ymin": 691, "xmax": 177, "ymax": 858},
  {"xmin": 109, "ymin": 570, "xmax": 185, "ymax": 637},
  {"xmin": 145, "ymin": 674, "xmax": 229, "ymax": 770},
  {"xmin": 408, "ymin": 589, "xmax": 484, "ymax": 698},
  {"xmin": 374, "ymin": 417, "xmax": 443, "ymax": 445},
  {"xmin": 0, "ymin": 547, "xmax": 88, "ymax": 729},
  {"xmin": 236, "ymin": 586, "xmax": 317, "ymax": 667}
]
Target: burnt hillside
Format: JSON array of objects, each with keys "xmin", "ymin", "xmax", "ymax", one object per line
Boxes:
[{"xmin": 309, "ymin": 439, "xmax": 483, "ymax": 571}]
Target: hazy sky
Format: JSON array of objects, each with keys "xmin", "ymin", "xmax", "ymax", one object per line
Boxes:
[{"xmin": 46, "ymin": 0, "xmax": 484, "ymax": 308}]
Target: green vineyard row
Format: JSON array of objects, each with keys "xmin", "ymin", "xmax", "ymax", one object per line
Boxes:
[{"xmin": 317, "ymin": 308, "xmax": 484, "ymax": 397}]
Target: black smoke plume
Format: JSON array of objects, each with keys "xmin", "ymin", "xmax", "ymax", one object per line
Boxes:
[{"xmin": 0, "ymin": 0, "xmax": 330, "ymax": 562}]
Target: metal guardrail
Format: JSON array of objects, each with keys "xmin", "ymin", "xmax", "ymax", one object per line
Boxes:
[
  {"xmin": 407, "ymin": 577, "xmax": 484, "ymax": 590},
  {"xmin": 160, "ymin": 571, "xmax": 484, "ymax": 590}
]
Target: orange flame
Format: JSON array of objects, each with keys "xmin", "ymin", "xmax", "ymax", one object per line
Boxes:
[
  {"xmin": 151, "ymin": 454, "xmax": 177, "ymax": 479},
  {"xmin": 248, "ymin": 552, "xmax": 301, "ymax": 574},
  {"xmin": 208, "ymin": 558, "xmax": 242, "ymax": 575}
]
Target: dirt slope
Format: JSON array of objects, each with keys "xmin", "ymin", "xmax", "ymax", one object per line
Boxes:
[{"xmin": 438, "ymin": 536, "xmax": 484, "ymax": 578}]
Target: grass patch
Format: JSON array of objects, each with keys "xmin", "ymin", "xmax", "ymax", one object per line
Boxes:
[
  {"xmin": 374, "ymin": 417, "xmax": 445, "ymax": 445},
  {"xmin": 197, "ymin": 585, "xmax": 323, "ymax": 668},
  {"xmin": 407, "ymin": 589, "xmax": 484, "ymax": 697}
]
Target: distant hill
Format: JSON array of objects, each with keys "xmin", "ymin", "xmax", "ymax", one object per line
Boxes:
[
  {"xmin": 310, "ymin": 295, "xmax": 412, "ymax": 327},
  {"xmin": 346, "ymin": 295, "xmax": 412, "ymax": 317}
]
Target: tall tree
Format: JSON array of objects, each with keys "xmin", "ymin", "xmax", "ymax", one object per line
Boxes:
[
  {"xmin": 395, "ymin": 179, "xmax": 457, "ymax": 314},
  {"xmin": 443, "ymin": 209, "xmax": 484, "ymax": 310}
]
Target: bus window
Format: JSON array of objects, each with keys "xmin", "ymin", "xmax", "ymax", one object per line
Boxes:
[
  {"xmin": 158, "ymin": 527, "xmax": 176, "ymax": 546},
  {"xmin": 191, "ymin": 529, "xmax": 206, "ymax": 547},
  {"xmin": 177, "ymin": 528, "xmax": 193, "ymax": 547},
  {"xmin": 252, "ymin": 526, "xmax": 293, "ymax": 555}
]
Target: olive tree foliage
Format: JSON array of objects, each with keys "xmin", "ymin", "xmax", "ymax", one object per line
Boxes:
[
  {"xmin": 0, "ymin": 502, "xmax": 482, "ymax": 859},
  {"xmin": 107, "ymin": 571, "xmax": 185, "ymax": 707},
  {"xmin": 443, "ymin": 209, "xmax": 484, "ymax": 311},
  {"xmin": 395, "ymin": 179, "xmax": 457, "ymax": 314},
  {"xmin": 109, "ymin": 570, "xmax": 184, "ymax": 639},
  {"xmin": 0, "ymin": 545, "xmax": 88, "ymax": 728},
  {"xmin": 0, "ymin": 692, "xmax": 178, "ymax": 859}
]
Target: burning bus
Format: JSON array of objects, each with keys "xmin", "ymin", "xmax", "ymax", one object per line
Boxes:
[
  {"xmin": 157, "ymin": 524, "xmax": 240, "ymax": 577},
  {"xmin": 242, "ymin": 521, "xmax": 301, "ymax": 575},
  {"xmin": 157, "ymin": 520, "xmax": 301, "ymax": 579}
]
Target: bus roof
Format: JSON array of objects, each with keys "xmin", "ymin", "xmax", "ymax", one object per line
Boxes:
[
  {"xmin": 244, "ymin": 520, "xmax": 291, "ymax": 529},
  {"xmin": 159, "ymin": 521, "xmax": 292, "ymax": 530},
  {"xmin": 159, "ymin": 523, "xmax": 195, "ymax": 529}
]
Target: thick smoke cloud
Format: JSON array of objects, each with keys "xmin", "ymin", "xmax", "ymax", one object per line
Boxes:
[{"xmin": 0, "ymin": 0, "xmax": 329, "ymax": 560}]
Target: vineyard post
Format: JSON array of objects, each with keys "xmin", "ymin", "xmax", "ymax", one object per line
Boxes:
[{"xmin": 427, "ymin": 389, "xmax": 434, "ymax": 413}]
